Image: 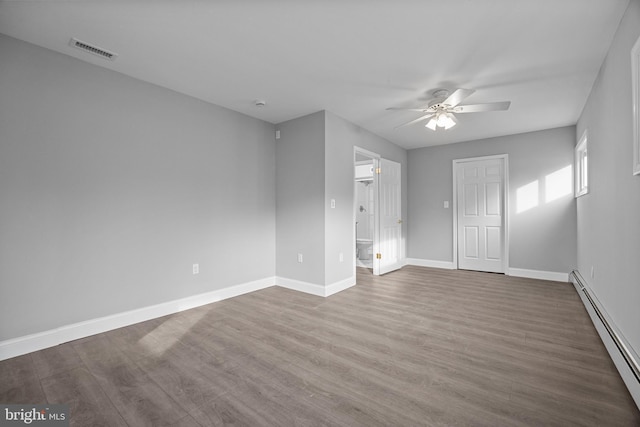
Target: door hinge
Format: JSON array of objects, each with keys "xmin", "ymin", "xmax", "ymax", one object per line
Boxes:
[
  {"xmin": 376, "ymin": 253, "xmax": 382, "ymax": 259},
  {"xmin": 375, "ymin": 167, "xmax": 381, "ymax": 174}
]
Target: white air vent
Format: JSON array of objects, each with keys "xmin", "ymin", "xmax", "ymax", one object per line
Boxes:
[{"xmin": 69, "ymin": 38, "xmax": 118, "ymax": 61}]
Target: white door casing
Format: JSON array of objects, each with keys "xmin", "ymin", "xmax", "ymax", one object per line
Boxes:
[
  {"xmin": 377, "ymin": 159, "xmax": 402, "ymax": 275},
  {"xmin": 372, "ymin": 157, "xmax": 381, "ymax": 275},
  {"xmin": 354, "ymin": 147, "xmax": 380, "ymax": 276},
  {"xmin": 454, "ymin": 156, "xmax": 507, "ymax": 273}
]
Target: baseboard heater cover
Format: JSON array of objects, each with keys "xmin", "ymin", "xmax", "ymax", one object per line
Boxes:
[{"xmin": 570, "ymin": 270, "xmax": 640, "ymax": 384}]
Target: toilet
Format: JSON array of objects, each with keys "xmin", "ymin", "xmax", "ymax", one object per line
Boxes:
[{"xmin": 356, "ymin": 238, "xmax": 373, "ymax": 260}]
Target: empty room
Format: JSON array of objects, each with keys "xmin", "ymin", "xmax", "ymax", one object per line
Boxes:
[{"xmin": 1, "ymin": 1, "xmax": 639, "ymax": 426}]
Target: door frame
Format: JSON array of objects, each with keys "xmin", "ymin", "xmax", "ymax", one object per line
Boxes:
[
  {"xmin": 353, "ymin": 146, "xmax": 380, "ymax": 275},
  {"xmin": 377, "ymin": 158, "xmax": 403, "ymax": 275},
  {"xmin": 452, "ymin": 154, "xmax": 510, "ymax": 272}
]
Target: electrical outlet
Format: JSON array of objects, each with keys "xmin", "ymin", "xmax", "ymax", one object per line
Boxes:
[
  {"xmin": 192, "ymin": 264, "xmax": 199, "ymax": 275},
  {"xmin": 297, "ymin": 253, "xmax": 303, "ymax": 263},
  {"xmin": 339, "ymin": 252, "xmax": 344, "ymax": 262},
  {"xmin": 444, "ymin": 201, "xmax": 449, "ymax": 208},
  {"xmin": 331, "ymin": 199, "xmax": 336, "ymax": 209}
]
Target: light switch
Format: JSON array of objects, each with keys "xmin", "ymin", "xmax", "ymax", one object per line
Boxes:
[{"xmin": 444, "ymin": 201, "xmax": 450, "ymax": 208}]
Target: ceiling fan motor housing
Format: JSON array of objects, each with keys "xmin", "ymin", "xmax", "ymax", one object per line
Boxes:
[{"xmin": 432, "ymin": 89, "xmax": 450, "ymax": 99}]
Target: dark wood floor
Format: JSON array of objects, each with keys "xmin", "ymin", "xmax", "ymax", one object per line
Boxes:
[{"xmin": 1, "ymin": 266, "xmax": 639, "ymax": 426}]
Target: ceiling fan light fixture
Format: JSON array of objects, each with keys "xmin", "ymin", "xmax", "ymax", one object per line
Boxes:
[
  {"xmin": 435, "ymin": 112, "xmax": 448, "ymax": 128},
  {"xmin": 433, "ymin": 112, "xmax": 456, "ymax": 130},
  {"xmin": 443, "ymin": 113, "xmax": 457, "ymax": 130},
  {"xmin": 389, "ymin": 87, "xmax": 510, "ymax": 132}
]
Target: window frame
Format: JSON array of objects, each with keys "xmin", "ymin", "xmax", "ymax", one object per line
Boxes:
[
  {"xmin": 632, "ymin": 34, "xmax": 640, "ymax": 175},
  {"xmin": 575, "ymin": 130, "xmax": 589, "ymax": 197}
]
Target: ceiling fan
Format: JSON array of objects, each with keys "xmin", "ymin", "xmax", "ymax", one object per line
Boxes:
[{"xmin": 387, "ymin": 88, "xmax": 511, "ymax": 131}]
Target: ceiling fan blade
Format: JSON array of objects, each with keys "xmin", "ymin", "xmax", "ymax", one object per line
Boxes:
[
  {"xmin": 386, "ymin": 107, "xmax": 430, "ymax": 112},
  {"xmin": 442, "ymin": 88, "xmax": 475, "ymax": 107},
  {"xmin": 454, "ymin": 101, "xmax": 511, "ymax": 113},
  {"xmin": 394, "ymin": 113, "xmax": 434, "ymax": 129}
]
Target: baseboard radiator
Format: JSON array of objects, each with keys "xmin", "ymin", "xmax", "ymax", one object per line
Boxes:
[{"xmin": 570, "ymin": 270, "xmax": 640, "ymax": 384}]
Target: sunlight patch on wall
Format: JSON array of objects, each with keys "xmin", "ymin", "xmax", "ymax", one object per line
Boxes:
[
  {"xmin": 545, "ymin": 165, "xmax": 572, "ymax": 203},
  {"xmin": 517, "ymin": 180, "xmax": 539, "ymax": 213}
]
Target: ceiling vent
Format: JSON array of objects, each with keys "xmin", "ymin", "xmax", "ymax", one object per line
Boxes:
[{"xmin": 69, "ymin": 38, "xmax": 118, "ymax": 61}]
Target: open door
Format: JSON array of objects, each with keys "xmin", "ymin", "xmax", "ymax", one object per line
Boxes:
[{"xmin": 376, "ymin": 158, "xmax": 402, "ymax": 275}]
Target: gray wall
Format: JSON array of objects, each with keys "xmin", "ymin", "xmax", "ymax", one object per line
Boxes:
[
  {"xmin": 0, "ymin": 35, "xmax": 276, "ymax": 341},
  {"xmin": 324, "ymin": 111, "xmax": 407, "ymax": 285},
  {"xmin": 576, "ymin": 0, "xmax": 640, "ymax": 354},
  {"xmin": 275, "ymin": 111, "xmax": 407, "ymax": 287},
  {"xmin": 275, "ymin": 111, "xmax": 326, "ymax": 285},
  {"xmin": 407, "ymin": 127, "xmax": 577, "ymax": 273}
]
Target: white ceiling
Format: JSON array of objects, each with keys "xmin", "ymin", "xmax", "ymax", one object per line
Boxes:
[{"xmin": 0, "ymin": 1, "xmax": 630, "ymax": 149}]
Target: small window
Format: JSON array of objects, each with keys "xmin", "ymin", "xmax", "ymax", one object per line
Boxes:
[
  {"xmin": 633, "ymin": 34, "xmax": 640, "ymax": 175},
  {"xmin": 575, "ymin": 131, "xmax": 588, "ymax": 197}
]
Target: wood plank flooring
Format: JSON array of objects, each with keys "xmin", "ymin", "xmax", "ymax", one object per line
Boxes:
[{"xmin": 1, "ymin": 266, "xmax": 639, "ymax": 426}]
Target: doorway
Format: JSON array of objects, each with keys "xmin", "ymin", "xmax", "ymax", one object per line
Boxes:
[
  {"xmin": 453, "ymin": 155, "xmax": 509, "ymax": 273},
  {"xmin": 354, "ymin": 147, "xmax": 403, "ymax": 276},
  {"xmin": 354, "ymin": 149, "xmax": 377, "ymax": 273}
]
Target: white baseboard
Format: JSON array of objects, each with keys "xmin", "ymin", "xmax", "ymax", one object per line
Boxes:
[
  {"xmin": 325, "ymin": 276, "xmax": 356, "ymax": 297},
  {"xmin": 404, "ymin": 260, "xmax": 568, "ymax": 282},
  {"xmin": 0, "ymin": 276, "xmax": 275, "ymax": 362},
  {"xmin": 570, "ymin": 271, "xmax": 640, "ymax": 409},
  {"xmin": 404, "ymin": 258, "xmax": 455, "ymax": 270},
  {"xmin": 508, "ymin": 268, "xmax": 568, "ymax": 282},
  {"xmin": 276, "ymin": 277, "xmax": 326, "ymax": 296},
  {"xmin": 275, "ymin": 276, "xmax": 355, "ymax": 297}
]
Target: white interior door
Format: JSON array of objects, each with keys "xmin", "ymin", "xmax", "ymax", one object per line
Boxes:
[
  {"xmin": 456, "ymin": 157, "xmax": 505, "ymax": 273},
  {"xmin": 376, "ymin": 158, "xmax": 402, "ymax": 275}
]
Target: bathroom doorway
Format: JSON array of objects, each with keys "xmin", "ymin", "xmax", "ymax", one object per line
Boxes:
[
  {"xmin": 354, "ymin": 147, "xmax": 403, "ymax": 277},
  {"xmin": 354, "ymin": 147, "xmax": 379, "ymax": 274}
]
